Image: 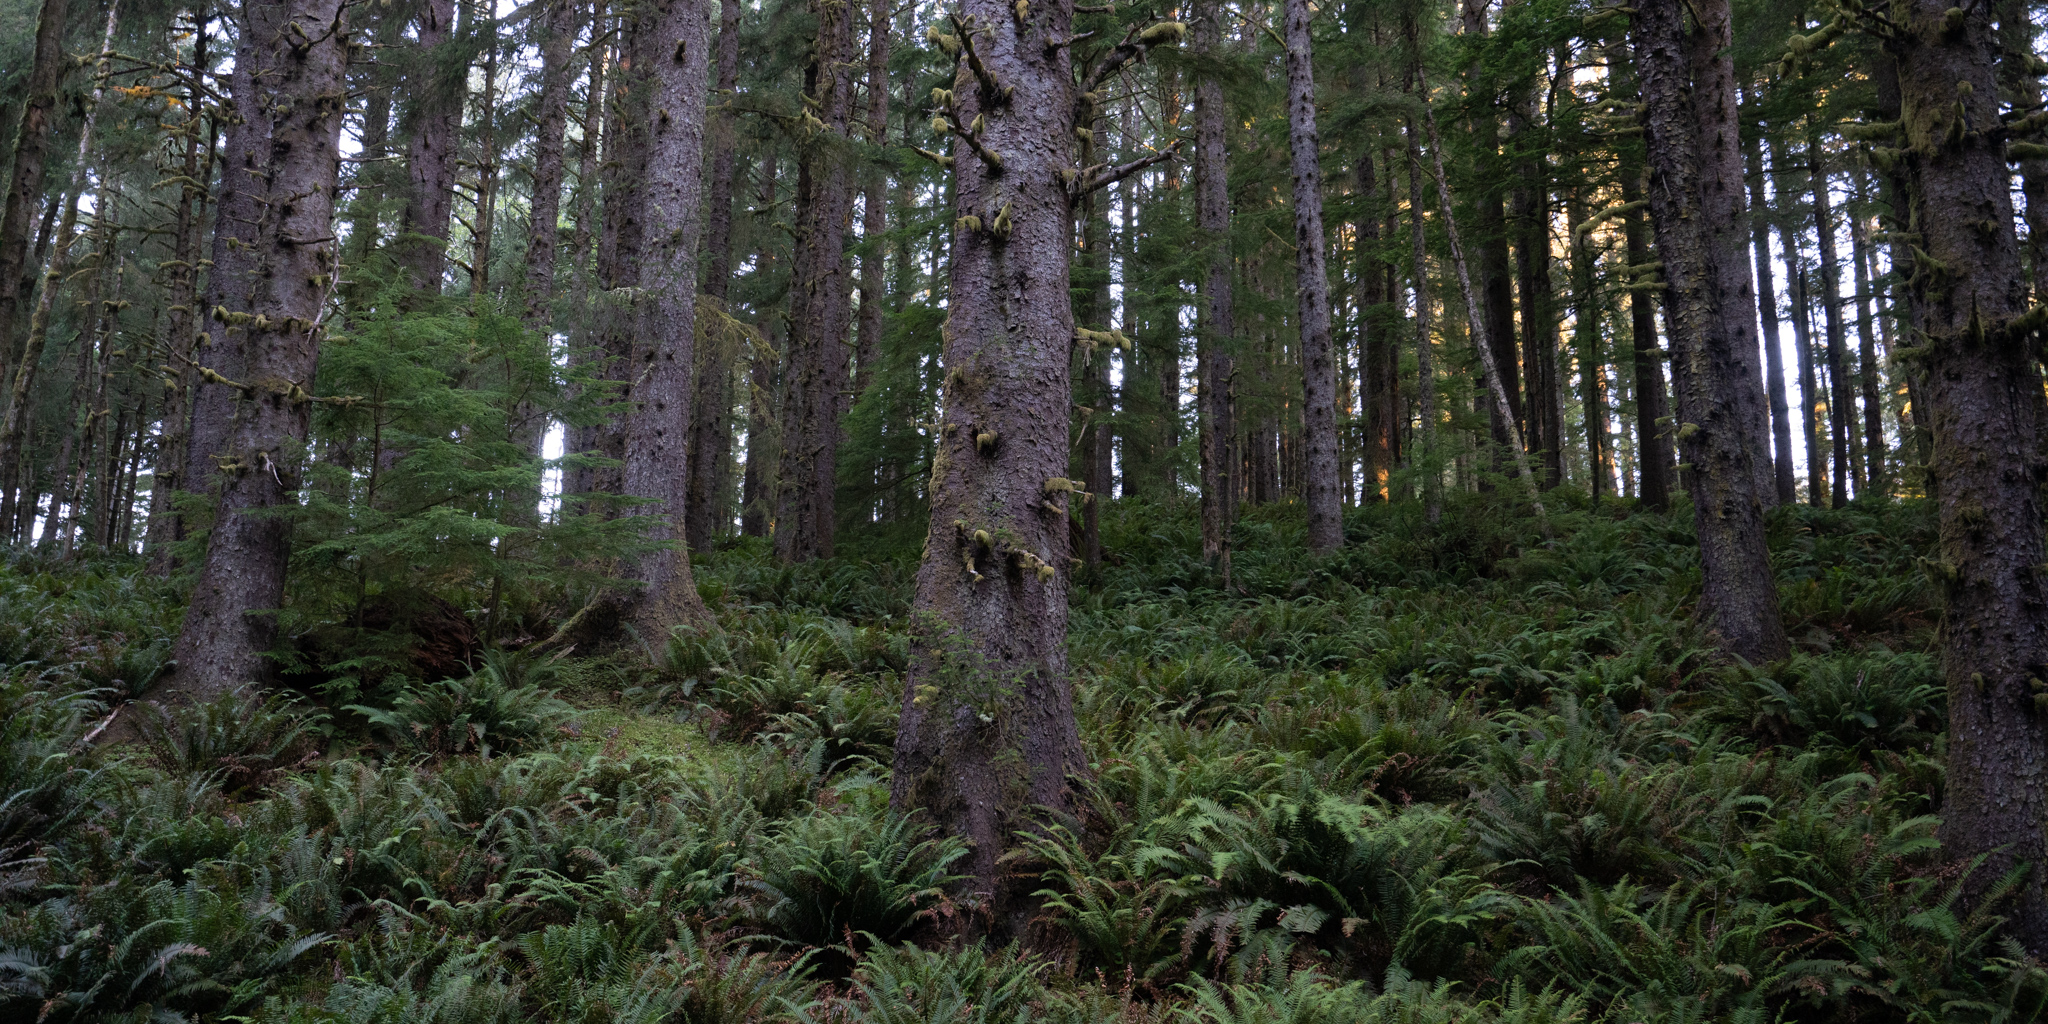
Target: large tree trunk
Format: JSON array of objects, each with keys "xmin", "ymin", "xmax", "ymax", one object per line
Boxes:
[
  {"xmin": 773, "ymin": 0, "xmax": 859, "ymax": 562},
  {"xmin": 397, "ymin": 0, "xmax": 460, "ymax": 295},
  {"xmin": 1809, "ymin": 144, "xmax": 1856, "ymax": 505},
  {"xmin": 1194, "ymin": 0, "xmax": 1234, "ymax": 569},
  {"xmin": 891, "ymin": 0, "xmax": 1168, "ymax": 924},
  {"xmin": 1630, "ymin": 0, "xmax": 1786, "ymax": 663},
  {"xmin": 614, "ymin": 0, "xmax": 713, "ymax": 634},
  {"xmin": 1744, "ymin": 128, "xmax": 1798, "ymax": 506},
  {"xmin": 163, "ymin": 0, "xmax": 348, "ymax": 699},
  {"xmin": 0, "ymin": 0, "xmax": 69, "ymax": 375},
  {"xmin": 1892, "ymin": 0, "xmax": 2048, "ymax": 953},
  {"xmin": 1284, "ymin": 0, "xmax": 1341, "ymax": 554},
  {"xmin": 685, "ymin": 0, "xmax": 744, "ymax": 550}
]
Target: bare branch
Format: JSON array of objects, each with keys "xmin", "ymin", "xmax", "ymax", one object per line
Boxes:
[{"xmin": 1076, "ymin": 137, "xmax": 1184, "ymax": 195}]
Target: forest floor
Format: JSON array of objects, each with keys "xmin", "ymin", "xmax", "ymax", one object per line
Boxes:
[{"xmin": 3, "ymin": 493, "xmax": 2040, "ymax": 1023}]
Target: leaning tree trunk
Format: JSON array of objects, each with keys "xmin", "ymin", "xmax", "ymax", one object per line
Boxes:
[
  {"xmin": 773, "ymin": 0, "xmax": 859, "ymax": 563},
  {"xmin": 1194, "ymin": 0, "xmax": 1235, "ymax": 570},
  {"xmin": 1888, "ymin": 0, "xmax": 2048, "ymax": 954},
  {"xmin": 398, "ymin": 0, "xmax": 460, "ymax": 295},
  {"xmin": 0, "ymin": 0, "xmax": 70, "ymax": 376},
  {"xmin": 616, "ymin": 0, "xmax": 713, "ymax": 634},
  {"xmin": 1284, "ymin": 0, "xmax": 1341, "ymax": 554},
  {"xmin": 1744, "ymin": 128, "xmax": 1798, "ymax": 506},
  {"xmin": 1630, "ymin": 0, "xmax": 1787, "ymax": 663},
  {"xmin": 890, "ymin": 2, "xmax": 1180, "ymax": 925},
  {"xmin": 685, "ymin": 0, "xmax": 744, "ymax": 551},
  {"xmin": 163, "ymin": 0, "xmax": 348, "ymax": 700}
]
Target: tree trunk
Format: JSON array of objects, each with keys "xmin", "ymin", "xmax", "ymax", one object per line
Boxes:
[
  {"xmin": 146, "ymin": 20, "xmax": 212, "ymax": 572},
  {"xmin": 398, "ymin": 0, "xmax": 460, "ymax": 295},
  {"xmin": 1629, "ymin": 0, "xmax": 1787, "ymax": 663},
  {"xmin": 1566, "ymin": 188, "xmax": 1609, "ymax": 498},
  {"xmin": 562, "ymin": 17, "xmax": 608, "ymax": 501},
  {"xmin": 163, "ymin": 0, "xmax": 348, "ymax": 699},
  {"xmin": 1809, "ymin": 143, "xmax": 1855, "ymax": 505},
  {"xmin": 1459, "ymin": 0, "xmax": 1521, "ymax": 478},
  {"xmin": 1195, "ymin": 0, "xmax": 1234, "ymax": 569},
  {"xmin": 891, "ymin": 0, "xmax": 1162, "ymax": 923},
  {"xmin": 1404, "ymin": 115, "xmax": 1439, "ymax": 524},
  {"xmin": 773, "ymin": 0, "xmax": 859, "ymax": 563},
  {"xmin": 1998, "ymin": 0, "xmax": 2048, "ymax": 292},
  {"xmin": 741, "ymin": 154, "xmax": 781, "ymax": 538},
  {"xmin": 1360, "ymin": 149, "xmax": 1396, "ymax": 504},
  {"xmin": 1891, "ymin": 0, "xmax": 2048, "ymax": 953},
  {"xmin": 1744, "ymin": 127, "xmax": 1798, "ymax": 506},
  {"xmin": 522, "ymin": 0, "xmax": 578, "ymax": 321},
  {"xmin": 1510, "ymin": 86, "xmax": 1562, "ymax": 490},
  {"xmin": 1283, "ymin": 0, "xmax": 1341, "ymax": 553},
  {"xmin": 1789, "ymin": 245, "xmax": 1826, "ymax": 505},
  {"xmin": 685, "ymin": 0, "xmax": 744, "ymax": 550},
  {"xmin": 1847, "ymin": 176, "xmax": 1887, "ymax": 495},
  {"xmin": 0, "ymin": 0, "xmax": 70, "ymax": 373},
  {"xmin": 614, "ymin": 0, "xmax": 713, "ymax": 634},
  {"xmin": 0, "ymin": 5, "xmax": 119, "ymax": 536}
]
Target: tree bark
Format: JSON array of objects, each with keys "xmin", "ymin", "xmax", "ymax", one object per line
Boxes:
[
  {"xmin": 685, "ymin": 0, "xmax": 744, "ymax": 550},
  {"xmin": 146, "ymin": 18, "xmax": 212, "ymax": 572},
  {"xmin": 741, "ymin": 153, "xmax": 781, "ymax": 538},
  {"xmin": 1360, "ymin": 149, "xmax": 1396, "ymax": 504},
  {"xmin": 1785, "ymin": 207, "xmax": 1826, "ymax": 507},
  {"xmin": 398, "ymin": 0, "xmax": 461, "ymax": 295},
  {"xmin": 1195, "ymin": 0, "xmax": 1234, "ymax": 569},
  {"xmin": 522, "ymin": 0, "xmax": 578, "ymax": 321},
  {"xmin": 891, "ymin": 0, "xmax": 1160, "ymax": 923},
  {"xmin": 1283, "ymin": 0, "xmax": 1341, "ymax": 554},
  {"xmin": 1566, "ymin": 188, "xmax": 1609, "ymax": 498},
  {"xmin": 1847, "ymin": 176, "xmax": 1887, "ymax": 495},
  {"xmin": 1629, "ymin": 0, "xmax": 1787, "ymax": 663},
  {"xmin": 1809, "ymin": 142, "xmax": 1856, "ymax": 505},
  {"xmin": 1744, "ymin": 127, "xmax": 1798, "ymax": 506},
  {"xmin": 164, "ymin": 0, "xmax": 349, "ymax": 699},
  {"xmin": 614, "ymin": 0, "xmax": 713, "ymax": 634},
  {"xmin": 1890, "ymin": 0, "xmax": 2048, "ymax": 953},
  {"xmin": 773, "ymin": 0, "xmax": 859, "ymax": 563},
  {"xmin": 1459, "ymin": 0, "xmax": 1521, "ymax": 479},
  {"xmin": 1404, "ymin": 115, "xmax": 1439, "ymax": 524},
  {"xmin": 0, "ymin": 0, "xmax": 70, "ymax": 374}
]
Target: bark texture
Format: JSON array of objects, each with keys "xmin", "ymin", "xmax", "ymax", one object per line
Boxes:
[
  {"xmin": 618, "ymin": 0, "xmax": 714, "ymax": 634},
  {"xmin": 1284, "ymin": 0, "xmax": 1341, "ymax": 554},
  {"xmin": 1890, "ymin": 0, "xmax": 2048, "ymax": 953},
  {"xmin": 0, "ymin": 0, "xmax": 70, "ymax": 373},
  {"xmin": 166, "ymin": 0, "xmax": 348, "ymax": 697},
  {"xmin": 686, "ymin": 0, "xmax": 744, "ymax": 550},
  {"xmin": 522, "ymin": 0, "xmax": 578, "ymax": 322},
  {"xmin": 891, "ymin": 0, "xmax": 1147, "ymax": 921},
  {"xmin": 774, "ymin": 0, "xmax": 860, "ymax": 562},
  {"xmin": 1194, "ymin": 0, "xmax": 1235, "ymax": 569},
  {"xmin": 1631, "ymin": 0, "xmax": 1787, "ymax": 662},
  {"xmin": 398, "ymin": 0, "xmax": 460, "ymax": 294}
]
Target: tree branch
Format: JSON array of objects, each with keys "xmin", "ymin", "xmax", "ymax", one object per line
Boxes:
[{"xmin": 1076, "ymin": 138, "xmax": 1184, "ymax": 195}]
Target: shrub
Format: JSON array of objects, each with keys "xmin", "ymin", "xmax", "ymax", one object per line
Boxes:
[{"xmin": 350, "ymin": 650, "xmax": 570, "ymax": 755}]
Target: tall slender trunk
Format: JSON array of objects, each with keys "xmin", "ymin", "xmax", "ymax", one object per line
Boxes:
[
  {"xmin": 1810, "ymin": 142, "xmax": 1856, "ymax": 505},
  {"xmin": 773, "ymin": 0, "xmax": 859, "ymax": 562},
  {"xmin": 522, "ymin": 0, "xmax": 578, "ymax": 321},
  {"xmin": 146, "ymin": 18, "xmax": 212, "ymax": 571},
  {"xmin": 562, "ymin": 18, "xmax": 608, "ymax": 501},
  {"xmin": 1417, "ymin": 70, "xmax": 1545, "ymax": 519},
  {"xmin": 1789, "ymin": 248, "xmax": 1825, "ymax": 505},
  {"xmin": 685, "ymin": 0, "xmax": 744, "ymax": 550},
  {"xmin": 1361, "ymin": 148, "xmax": 1396, "ymax": 504},
  {"xmin": 1744, "ymin": 126, "xmax": 1797, "ymax": 506},
  {"xmin": 398, "ymin": 0, "xmax": 461, "ymax": 294},
  {"xmin": 1283, "ymin": 0, "xmax": 1341, "ymax": 553},
  {"xmin": 1566, "ymin": 188, "xmax": 1609, "ymax": 498},
  {"xmin": 1621, "ymin": 175, "xmax": 1672, "ymax": 509},
  {"xmin": 1998, "ymin": 0, "xmax": 2048, "ymax": 291},
  {"xmin": 164, "ymin": 0, "xmax": 348, "ymax": 699},
  {"xmin": 1629, "ymin": 0, "xmax": 1786, "ymax": 662},
  {"xmin": 1195, "ymin": 0, "xmax": 1235, "ymax": 567},
  {"xmin": 1847, "ymin": 177, "xmax": 1887, "ymax": 495},
  {"xmin": 1459, "ymin": 0, "xmax": 1521, "ymax": 476},
  {"xmin": 591, "ymin": 12, "xmax": 656, "ymax": 500},
  {"xmin": 1404, "ymin": 115, "xmax": 1439, "ymax": 524},
  {"xmin": 614, "ymin": 0, "xmax": 713, "ymax": 633},
  {"xmin": 891, "ymin": 0, "xmax": 1171, "ymax": 923},
  {"xmin": 0, "ymin": 5, "xmax": 120, "ymax": 532},
  {"xmin": 470, "ymin": 0, "xmax": 500, "ymax": 296},
  {"xmin": 741, "ymin": 154, "xmax": 781, "ymax": 538},
  {"xmin": 1511, "ymin": 86, "xmax": 1562, "ymax": 489},
  {"xmin": 1886, "ymin": 0, "xmax": 2048, "ymax": 953},
  {"xmin": 0, "ymin": 0, "xmax": 71, "ymax": 371}
]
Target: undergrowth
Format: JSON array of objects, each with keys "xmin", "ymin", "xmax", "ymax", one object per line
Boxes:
[{"xmin": 2, "ymin": 493, "xmax": 2039, "ymax": 1023}]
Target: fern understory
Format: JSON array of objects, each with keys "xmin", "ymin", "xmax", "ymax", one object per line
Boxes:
[{"xmin": 2, "ymin": 492, "xmax": 2039, "ymax": 1023}]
